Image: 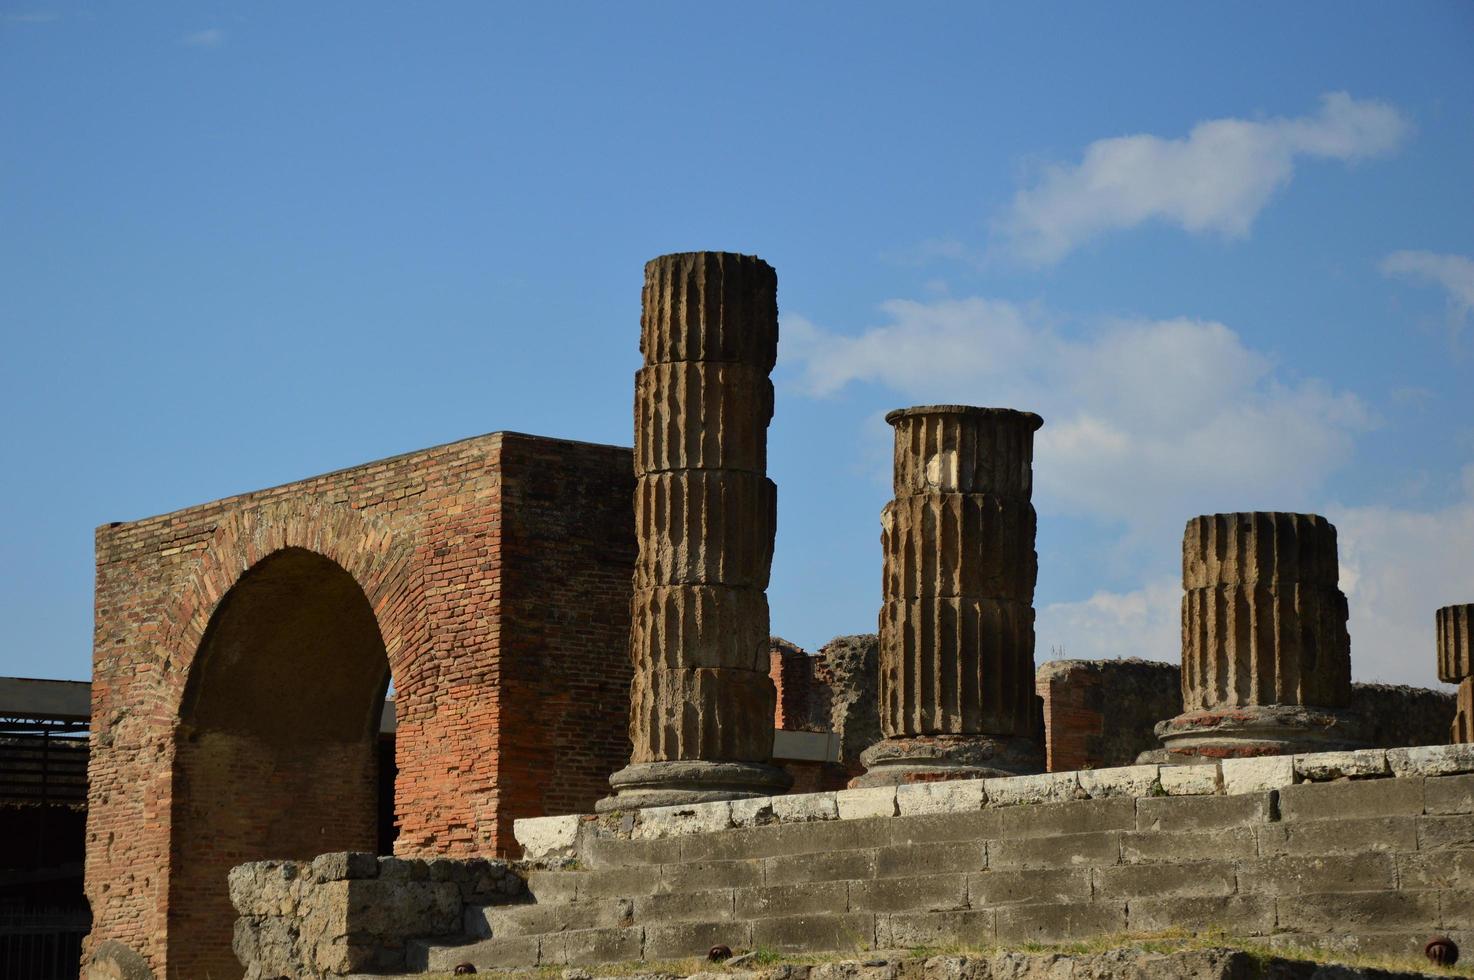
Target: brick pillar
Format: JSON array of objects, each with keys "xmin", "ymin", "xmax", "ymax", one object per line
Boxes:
[
  {"xmin": 1438, "ymin": 604, "xmax": 1473, "ymax": 743},
  {"xmin": 600, "ymin": 252, "xmax": 790, "ymax": 809},
  {"xmin": 1149, "ymin": 512, "xmax": 1366, "ymax": 761},
  {"xmin": 854, "ymin": 406, "xmax": 1045, "ymax": 784}
]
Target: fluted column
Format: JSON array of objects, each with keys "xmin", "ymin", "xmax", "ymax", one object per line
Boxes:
[
  {"xmin": 1438, "ymin": 604, "xmax": 1473, "ymax": 744},
  {"xmin": 1151, "ymin": 512, "xmax": 1366, "ymax": 761},
  {"xmin": 855, "ymin": 406, "xmax": 1045, "ymax": 785},
  {"xmin": 600, "ymin": 252, "xmax": 791, "ymax": 810}
]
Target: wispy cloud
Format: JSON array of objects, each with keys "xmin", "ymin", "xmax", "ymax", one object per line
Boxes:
[
  {"xmin": 181, "ymin": 27, "xmax": 225, "ymax": 48},
  {"xmin": 782, "ymin": 298, "xmax": 1370, "ymax": 530},
  {"xmin": 997, "ymin": 93, "xmax": 1411, "ymax": 265},
  {"xmin": 1381, "ymin": 250, "xmax": 1474, "ymax": 342}
]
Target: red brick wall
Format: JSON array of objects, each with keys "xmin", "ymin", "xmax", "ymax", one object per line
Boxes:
[
  {"xmin": 85, "ymin": 431, "xmax": 634, "ymax": 980},
  {"xmin": 769, "ymin": 639, "xmax": 830, "ymax": 733}
]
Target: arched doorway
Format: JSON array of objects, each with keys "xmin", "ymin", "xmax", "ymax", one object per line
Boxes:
[{"xmin": 168, "ymin": 548, "xmax": 392, "ymax": 980}]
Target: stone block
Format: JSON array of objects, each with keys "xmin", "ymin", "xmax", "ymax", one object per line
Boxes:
[
  {"xmin": 474, "ymin": 900, "xmax": 623, "ymax": 938},
  {"xmin": 1128, "ymin": 895, "xmax": 1274, "ymax": 934},
  {"xmin": 660, "ymin": 860, "xmax": 762, "ymax": 893},
  {"xmin": 966, "ymin": 869, "xmax": 1091, "ymax": 907},
  {"xmin": 837, "ymin": 786, "xmax": 898, "ymax": 821},
  {"xmin": 682, "ymin": 815, "xmax": 890, "ymax": 863},
  {"xmin": 1257, "ymin": 816, "xmax": 1418, "ymax": 857},
  {"xmin": 989, "ymin": 796, "xmax": 1138, "ymax": 839},
  {"xmin": 1236, "ymin": 854, "xmax": 1396, "ymax": 895},
  {"xmin": 877, "ymin": 910, "xmax": 995, "ymax": 948},
  {"xmin": 764, "ymin": 849, "xmax": 877, "ymax": 885},
  {"xmin": 1078, "ymin": 764, "xmax": 1160, "ymax": 799},
  {"xmin": 873, "ymin": 841, "xmax": 984, "ymax": 879},
  {"xmin": 734, "ymin": 882, "xmax": 849, "ymax": 918},
  {"xmin": 1292, "ymin": 748, "xmax": 1389, "ymax": 781},
  {"xmin": 585, "ymin": 834, "xmax": 683, "ymax": 869},
  {"xmin": 729, "ymin": 795, "xmax": 776, "ymax": 828},
  {"xmin": 580, "ymin": 866, "xmax": 664, "ymax": 900},
  {"xmin": 1388, "ymin": 743, "xmax": 1474, "ymax": 777},
  {"xmin": 1093, "ymin": 862, "xmax": 1237, "ymax": 900},
  {"xmin": 750, "ymin": 912, "xmax": 875, "ymax": 954},
  {"xmin": 849, "ymin": 874, "xmax": 968, "ymax": 913},
  {"xmin": 309, "ymin": 851, "xmax": 380, "ymax": 883},
  {"xmin": 1120, "ymin": 828, "xmax": 1257, "ymax": 864},
  {"xmin": 1159, "ymin": 763, "xmax": 1222, "ymax": 796},
  {"xmin": 1221, "ymin": 756, "xmax": 1297, "ymax": 795},
  {"xmin": 515, "ymin": 815, "xmax": 583, "ymax": 861},
  {"xmin": 1418, "ymin": 813, "xmax": 1474, "ymax": 849},
  {"xmin": 983, "ymin": 771, "xmax": 1083, "ymax": 807},
  {"xmin": 553, "ymin": 926, "xmax": 644, "ymax": 968},
  {"xmin": 634, "ymin": 801, "xmax": 734, "ymax": 840},
  {"xmin": 896, "ymin": 779, "xmax": 988, "ymax": 816},
  {"xmin": 524, "ymin": 871, "xmax": 581, "ymax": 904},
  {"xmin": 418, "ymin": 934, "xmax": 540, "ymax": 971},
  {"xmin": 1395, "ymin": 849, "xmax": 1474, "ymax": 889},
  {"xmin": 1425, "ymin": 773, "xmax": 1474, "ymax": 814},
  {"xmin": 1442, "ymin": 890, "xmax": 1474, "ymax": 929},
  {"xmin": 1278, "ymin": 776, "xmax": 1423, "ymax": 822},
  {"xmin": 993, "ymin": 902, "xmax": 1125, "ymax": 944},
  {"xmin": 989, "ymin": 831, "xmax": 1121, "ymax": 870},
  {"xmin": 635, "ymin": 888, "xmax": 734, "ymax": 923},
  {"xmin": 886, "ymin": 809, "xmax": 1003, "ymax": 846},
  {"xmin": 772, "ymin": 791, "xmax": 840, "ymax": 823},
  {"xmin": 1136, "ymin": 793, "xmax": 1272, "ymax": 833},
  {"xmin": 1276, "ymin": 891, "xmax": 1442, "ymax": 933},
  {"xmin": 644, "ymin": 919, "xmax": 754, "ymax": 961}
]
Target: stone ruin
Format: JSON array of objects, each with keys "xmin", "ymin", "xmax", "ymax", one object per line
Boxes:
[{"xmin": 81, "ymin": 250, "xmax": 1472, "ymax": 980}]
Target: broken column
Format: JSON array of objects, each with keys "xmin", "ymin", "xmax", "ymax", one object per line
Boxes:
[
  {"xmin": 1439, "ymin": 604, "xmax": 1473, "ymax": 743},
  {"xmin": 600, "ymin": 252, "xmax": 791, "ymax": 810},
  {"xmin": 1151, "ymin": 512, "xmax": 1366, "ymax": 760},
  {"xmin": 855, "ymin": 406, "xmax": 1046, "ymax": 785}
]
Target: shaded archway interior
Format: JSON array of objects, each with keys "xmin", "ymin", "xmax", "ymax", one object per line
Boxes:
[{"xmin": 169, "ymin": 548, "xmax": 392, "ymax": 980}]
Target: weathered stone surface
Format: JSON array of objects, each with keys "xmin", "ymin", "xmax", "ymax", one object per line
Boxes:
[
  {"xmin": 895, "ymin": 779, "xmax": 988, "ymax": 815},
  {"xmin": 515, "ymin": 815, "xmax": 582, "ymax": 862},
  {"xmin": 628, "ymin": 667, "xmax": 778, "ymax": 763},
  {"xmin": 84, "ymin": 940, "xmax": 156, "ymax": 980},
  {"xmin": 821, "ymin": 633, "xmax": 882, "ymax": 772},
  {"xmin": 1437, "ymin": 603, "xmax": 1472, "ymax": 683},
  {"xmin": 1078, "ymin": 764, "xmax": 1160, "ymax": 799},
  {"xmin": 1456, "ymin": 678, "xmax": 1473, "ymax": 744},
  {"xmin": 1387, "ymin": 742, "xmax": 1474, "ymax": 776},
  {"xmin": 983, "ymin": 770, "xmax": 1084, "ymax": 807},
  {"xmin": 631, "ymin": 586, "xmax": 770, "ymax": 673},
  {"xmin": 633, "ymin": 801, "xmax": 733, "ymax": 840},
  {"xmin": 1293, "ymin": 748, "xmax": 1389, "ymax": 781},
  {"xmin": 612, "ymin": 252, "xmax": 787, "ymax": 808},
  {"xmin": 1220, "ymin": 755, "xmax": 1297, "ymax": 794},
  {"xmin": 886, "ymin": 406, "xmax": 1042, "ymax": 499},
  {"xmin": 1159, "ymin": 764, "xmax": 1222, "ymax": 796},
  {"xmin": 634, "ymin": 361, "xmax": 773, "ymax": 475},
  {"xmin": 881, "ymin": 494, "xmax": 1037, "ymax": 602},
  {"xmin": 835, "ymin": 786, "xmax": 897, "ymax": 820},
  {"xmin": 1182, "ymin": 512, "xmax": 1340, "ymax": 591}
]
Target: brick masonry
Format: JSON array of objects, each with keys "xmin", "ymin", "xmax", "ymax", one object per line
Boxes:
[{"xmin": 85, "ymin": 431, "xmax": 635, "ymax": 980}]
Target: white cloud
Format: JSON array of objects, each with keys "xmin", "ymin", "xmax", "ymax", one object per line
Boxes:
[
  {"xmin": 1330, "ymin": 470, "xmax": 1474, "ymax": 687},
  {"xmin": 181, "ymin": 27, "xmax": 225, "ymax": 47},
  {"xmin": 1381, "ymin": 250, "xmax": 1474, "ymax": 341},
  {"xmin": 782, "ymin": 299, "xmax": 1371, "ymax": 529},
  {"xmin": 1036, "ymin": 579, "xmax": 1180, "ymax": 664},
  {"xmin": 999, "ymin": 93, "xmax": 1410, "ymax": 264}
]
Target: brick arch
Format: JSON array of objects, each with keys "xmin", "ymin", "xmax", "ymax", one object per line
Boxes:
[{"xmin": 161, "ymin": 501, "xmax": 421, "ymax": 980}]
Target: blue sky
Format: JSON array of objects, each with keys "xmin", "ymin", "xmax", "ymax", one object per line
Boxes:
[{"xmin": 2, "ymin": 3, "xmax": 1471, "ymax": 687}]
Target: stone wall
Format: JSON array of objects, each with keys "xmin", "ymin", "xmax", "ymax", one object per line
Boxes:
[
  {"xmin": 501, "ymin": 744, "xmax": 1474, "ymax": 972},
  {"xmin": 86, "ymin": 430, "xmax": 634, "ymax": 979},
  {"xmin": 1036, "ymin": 659, "xmax": 1458, "ymax": 772},
  {"xmin": 229, "ymin": 853, "xmax": 523, "ymax": 979}
]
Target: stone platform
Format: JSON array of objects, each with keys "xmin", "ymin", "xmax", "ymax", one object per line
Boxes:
[{"xmin": 233, "ymin": 744, "xmax": 1474, "ymax": 978}]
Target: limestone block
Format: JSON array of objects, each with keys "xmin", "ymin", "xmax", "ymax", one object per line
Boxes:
[
  {"xmin": 1387, "ymin": 742, "xmax": 1474, "ymax": 777},
  {"xmin": 983, "ymin": 770, "xmax": 1084, "ymax": 807},
  {"xmin": 881, "ymin": 494, "xmax": 1037, "ymax": 602},
  {"xmin": 771, "ymin": 791, "xmax": 839, "ymax": 823},
  {"xmin": 633, "ymin": 471, "xmax": 776, "ymax": 589},
  {"xmin": 729, "ymin": 795, "xmax": 777, "ymax": 827},
  {"xmin": 639, "ymin": 251, "xmax": 779, "ymax": 370},
  {"xmin": 1159, "ymin": 764, "xmax": 1223, "ymax": 796},
  {"xmin": 1293, "ymin": 748, "xmax": 1389, "ymax": 782},
  {"xmin": 634, "ymin": 362, "xmax": 773, "ymax": 475},
  {"xmin": 835, "ymin": 785, "xmax": 898, "ymax": 820},
  {"xmin": 879, "ymin": 596, "xmax": 1036, "ymax": 738},
  {"xmin": 1221, "ymin": 755, "xmax": 1297, "ymax": 795},
  {"xmin": 1438, "ymin": 603, "xmax": 1473, "ymax": 683},
  {"xmin": 514, "ymin": 814, "xmax": 582, "ymax": 861},
  {"xmin": 1078, "ymin": 764, "xmax": 1161, "ymax": 799},
  {"xmin": 895, "ymin": 778, "xmax": 988, "ymax": 815},
  {"xmin": 633, "ymin": 800, "xmax": 734, "ymax": 840},
  {"xmin": 1182, "ymin": 512, "xmax": 1341, "ymax": 590},
  {"xmin": 1180, "ymin": 581, "xmax": 1352, "ymax": 710},
  {"xmin": 628, "ymin": 667, "xmax": 778, "ymax": 763},
  {"xmin": 630, "ymin": 585, "xmax": 769, "ymax": 673},
  {"xmin": 887, "ymin": 406, "xmax": 1042, "ymax": 499}
]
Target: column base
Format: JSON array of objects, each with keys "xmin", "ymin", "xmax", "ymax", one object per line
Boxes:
[
  {"xmin": 1141, "ymin": 704, "xmax": 1368, "ymax": 763},
  {"xmin": 850, "ymin": 733, "xmax": 1043, "ymax": 787},
  {"xmin": 596, "ymin": 760, "xmax": 793, "ymax": 812}
]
